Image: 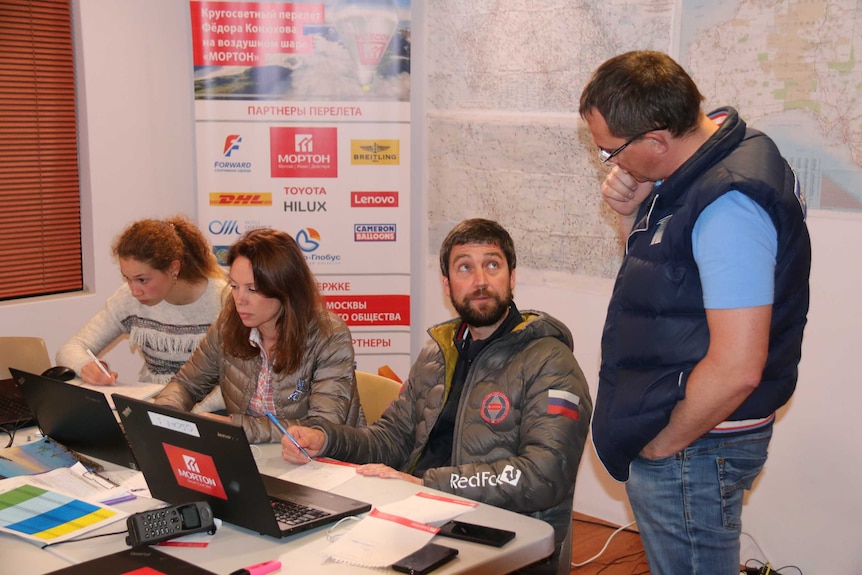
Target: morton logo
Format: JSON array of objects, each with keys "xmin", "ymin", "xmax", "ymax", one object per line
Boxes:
[
  {"xmin": 354, "ymin": 224, "xmax": 396, "ymax": 241},
  {"xmin": 351, "ymin": 139, "xmax": 400, "ymax": 165},
  {"xmin": 162, "ymin": 443, "xmax": 227, "ymax": 499},
  {"xmin": 209, "ymin": 193, "xmax": 272, "ymax": 206},
  {"xmin": 271, "ymin": 127, "xmax": 338, "ymax": 178}
]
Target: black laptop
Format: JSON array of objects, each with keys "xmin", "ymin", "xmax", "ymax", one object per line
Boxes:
[
  {"xmin": 112, "ymin": 394, "xmax": 371, "ymax": 539},
  {"xmin": 10, "ymin": 368, "xmax": 138, "ymax": 469},
  {"xmin": 0, "ymin": 377, "xmax": 35, "ymax": 429}
]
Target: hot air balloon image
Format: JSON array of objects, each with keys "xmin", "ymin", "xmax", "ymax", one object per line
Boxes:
[{"xmin": 333, "ymin": 0, "xmax": 399, "ymax": 91}]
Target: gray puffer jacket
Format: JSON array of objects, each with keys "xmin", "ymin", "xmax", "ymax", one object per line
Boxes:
[
  {"xmin": 154, "ymin": 310, "xmax": 363, "ymax": 443},
  {"xmin": 314, "ymin": 310, "xmax": 592, "ymax": 571}
]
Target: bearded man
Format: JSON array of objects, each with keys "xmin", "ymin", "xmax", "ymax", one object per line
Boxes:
[{"xmin": 281, "ymin": 218, "xmax": 592, "ymax": 575}]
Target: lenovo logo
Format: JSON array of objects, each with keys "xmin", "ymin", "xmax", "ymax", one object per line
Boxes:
[{"xmin": 351, "ymin": 191, "xmax": 399, "ymax": 207}]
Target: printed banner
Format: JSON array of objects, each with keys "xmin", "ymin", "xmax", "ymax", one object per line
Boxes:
[{"xmin": 191, "ymin": 0, "xmax": 412, "ymax": 380}]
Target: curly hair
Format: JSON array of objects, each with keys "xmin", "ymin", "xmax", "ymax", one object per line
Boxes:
[{"xmin": 112, "ymin": 215, "xmax": 221, "ymax": 281}]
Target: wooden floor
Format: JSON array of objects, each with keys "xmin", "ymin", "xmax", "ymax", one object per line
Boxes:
[{"xmin": 568, "ymin": 512, "xmax": 650, "ymax": 575}]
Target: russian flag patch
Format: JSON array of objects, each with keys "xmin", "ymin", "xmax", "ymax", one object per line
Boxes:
[{"xmin": 547, "ymin": 389, "xmax": 580, "ymax": 421}]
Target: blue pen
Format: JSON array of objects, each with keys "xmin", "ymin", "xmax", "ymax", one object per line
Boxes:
[{"xmin": 264, "ymin": 409, "xmax": 312, "ymax": 461}]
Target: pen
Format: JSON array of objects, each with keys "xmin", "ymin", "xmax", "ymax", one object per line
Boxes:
[
  {"xmin": 84, "ymin": 468, "xmax": 120, "ymax": 488},
  {"xmin": 229, "ymin": 559, "xmax": 281, "ymax": 575},
  {"xmin": 85, "ymin": 348, "xmax": 115, "ymax": 382},
  {"xmin": 101, "ymin": 493, "xmax": 137, "ymax": 505},
  {"xmin": 264, "ymin": 409, "xmax": 312, "ymax": 461}
]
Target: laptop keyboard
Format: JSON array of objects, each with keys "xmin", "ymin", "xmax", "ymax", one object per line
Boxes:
[
  {"xmin": 270, "ymin": 498, "xmax": 327, "ymax": 527},
  {"xmin": 0, "ymin": 395, "xmax": 32, "ymax": 424}
]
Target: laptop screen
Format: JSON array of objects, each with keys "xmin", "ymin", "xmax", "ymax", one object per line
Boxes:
[
  {"xmin": 10, "ymin": 368, "xmax": 137, "ymax": 469},
  {"xmin": 113, "ymin": 394, "xmax": 370, "ymax": 538}
]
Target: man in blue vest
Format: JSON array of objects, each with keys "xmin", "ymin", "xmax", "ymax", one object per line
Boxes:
[{"xmin": 579, "ymin": 51, "xmax": 810, "ymax": 575}]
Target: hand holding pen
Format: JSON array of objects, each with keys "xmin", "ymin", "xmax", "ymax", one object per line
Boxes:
[
  {"xmin": 84, "ymin": 348, "xmax": 117, "ymax": 385},
  {"xmin": 264, "ymin": 409, "xmax": 313, "ymax": 461}
]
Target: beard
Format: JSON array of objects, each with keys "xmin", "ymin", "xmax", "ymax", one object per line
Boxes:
[{"xmin": 450, "ymin": 286, "xmax": 512, "ymax": 328}]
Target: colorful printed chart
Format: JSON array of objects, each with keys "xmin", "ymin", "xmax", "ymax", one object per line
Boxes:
[
  {"xmin": 0, "ymin": 437, "xmax": 79, "ymax": 478},
  {"xmin": 0, "ymin": 482, "xmax": 124, "ymax": 544}
]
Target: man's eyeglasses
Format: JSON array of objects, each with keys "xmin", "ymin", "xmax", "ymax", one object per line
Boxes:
[{"xmin": 598, "ymin": 127, "xmax": 667, "ymax": 164}]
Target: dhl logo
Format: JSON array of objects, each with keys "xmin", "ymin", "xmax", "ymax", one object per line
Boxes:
[{"xmin": 209, "ymin": 193, "xmax": 272, "ymax": 206}]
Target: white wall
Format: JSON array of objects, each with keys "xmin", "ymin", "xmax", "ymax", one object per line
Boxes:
[
  {"xmin": 423, "ymin": 209, "xmax": 862, "ymax": 574},
  {"xmin": 1, "ymin": 2, "xmax": 859, "ymax": 572},
  {"xmin": 1, "ymin": 0, "xmax": 198, "ymax": 376}
]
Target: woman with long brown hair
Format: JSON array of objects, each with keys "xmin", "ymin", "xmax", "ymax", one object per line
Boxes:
[{"xmin": 153, "ymin": 228, "xmax": 363, "ymax": 442}]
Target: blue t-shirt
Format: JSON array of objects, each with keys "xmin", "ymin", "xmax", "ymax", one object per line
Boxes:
[{"xmin": 692, "ymin": 191, "xmax": 777, "ymax": 309}]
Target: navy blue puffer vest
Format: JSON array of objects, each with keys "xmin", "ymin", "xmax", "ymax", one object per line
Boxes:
[{"xmin": 593, "ymin": 108, "xmax": 811, "ymax": 482}]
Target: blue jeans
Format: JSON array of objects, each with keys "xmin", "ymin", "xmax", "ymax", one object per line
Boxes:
[{"xmin": 626, "ymin": 427, "xmax": 772, "ymax": 575}]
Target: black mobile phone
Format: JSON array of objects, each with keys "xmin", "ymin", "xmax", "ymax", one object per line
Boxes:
[
  {"xmin": 125, "ymin": 501, "xmax": 216, "ymax": 547},
  {"xmin": 436, "ymin": 520, "xmax": 516, "ymax": 547},
  {"xmin": 391, "ymin": 543, "xmax": 459, "ymax": 575}
]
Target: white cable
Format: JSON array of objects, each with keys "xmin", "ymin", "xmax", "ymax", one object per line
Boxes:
[
  {"xmin": 249, "ymin": 443, "xmax": 263, "ymax": 460},
  {"xmin": 741, "ymin": 530, "xmax": 772, "ymax": 567},
  {"xmin": 570, "ymin": 520, "xmax": 638, "ymax": 568}
]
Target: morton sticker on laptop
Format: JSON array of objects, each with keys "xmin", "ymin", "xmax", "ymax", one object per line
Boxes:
[{"xmin": 162, "ymin": 443, "xmax": 227, "ymax": 499}]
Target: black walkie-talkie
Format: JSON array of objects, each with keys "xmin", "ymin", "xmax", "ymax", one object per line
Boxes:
[{"xmin": 125, "ymin": 501, "xmax": 216, "ymax": 547}]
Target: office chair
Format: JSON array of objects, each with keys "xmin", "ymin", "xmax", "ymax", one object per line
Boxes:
[
  {"xmin": 0, "ymin": 336, "xmax": 52, "ymax": 380},
  {"xmin": 355, "ymin": 371, "xmax": 402, "ymax": 425}
]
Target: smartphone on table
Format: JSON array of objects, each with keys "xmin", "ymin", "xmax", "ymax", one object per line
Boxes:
[
  {"xmin": 391, "ymin": 543, "xmax": 459, "ymax": 575},
  {"xmin": 436, "ymin": 520, "xmax": 516, "ymax": 547}
]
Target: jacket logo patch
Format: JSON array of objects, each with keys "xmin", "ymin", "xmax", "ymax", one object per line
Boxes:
[
  {"xmin": 548, "ymin": 389, "xmax": 580, "ymax": 421},
  {"xmin": 651, "ymin": 215, "xmax": 672, "ymax": 245},
  {"xmin": 480, "ymin": 392, "xmax": 511, "ymax": 424},
  {"xmin": 449, "ymin": 464, "xmax": 522, "ymax": 489}
]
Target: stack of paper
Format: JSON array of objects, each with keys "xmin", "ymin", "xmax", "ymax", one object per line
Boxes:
[{"xmin": 0, "ymin": 473, "xmax": 128, "ymax": 546}]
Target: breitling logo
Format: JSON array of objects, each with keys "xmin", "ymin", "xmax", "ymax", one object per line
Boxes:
[
  {"xmin": 351, "ymin": 139, "xmax": 400, "ymax": 165},
  {"xmin": 360, "ymin": 142, "xmax": 390, "ymax": 154}
]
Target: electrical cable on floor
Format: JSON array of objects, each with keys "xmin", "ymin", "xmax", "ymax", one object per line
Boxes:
[
  {"xmin": 742, "ymin": 530, "xmax": 771, "ymax": 566},
  {"xmin": 741, "ymin": 531, "xmax": 805, "ymax": 574},
  {"xmin": 742, "ymin": 558, "xmax": 804, "ymax": 575},
  {"xmin": 592, "ymin": 550, "xmax": 649, "ymax": 575},
  {"xmin": 570, "ymin": 519, "xmax": 638, "ymax": 568}
]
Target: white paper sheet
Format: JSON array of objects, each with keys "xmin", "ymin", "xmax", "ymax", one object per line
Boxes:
[
  {"xmin": 325, "ymin": 508, "xmax": 439, "ymax": 568},
  {"xmin": 76, "ymin": 381, "xmax": 163, "ymax": 408},
  {"xmin": 0, "ymin": 474, "xmax": 128, "ymax": 545},
  {"xmin": 376, "ymin": 491, "xmax": 478, "ymax": 524},
  {"xmin": 278, "ymin": 458, "xmax": 359, "ymax": 491}
]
